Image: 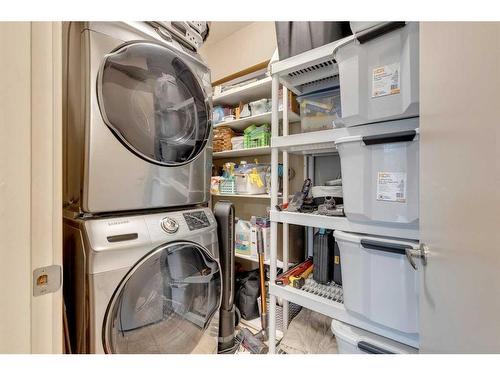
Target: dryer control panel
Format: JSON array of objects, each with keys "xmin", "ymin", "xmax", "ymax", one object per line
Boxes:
[{"xmin": 183, "ymin": 211, "xmax": 210, "ymax": 231}]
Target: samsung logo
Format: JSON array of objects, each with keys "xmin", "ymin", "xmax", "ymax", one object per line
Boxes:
[{"xmin": 108, "ymin": 220, "xmax": 129, "ymax": 226}]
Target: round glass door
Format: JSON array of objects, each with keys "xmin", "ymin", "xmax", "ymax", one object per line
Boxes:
[
  {"xmin": 98, "ymin": 42, "xmax": 210, "ymax": 166},
  {"xmin": 103, "ymin": 242, "xmax": 221, "ymax": 354}
]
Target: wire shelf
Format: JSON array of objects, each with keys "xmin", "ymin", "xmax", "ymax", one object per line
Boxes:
[{"xmin": 300, "ymin": 276, "xmax": 343, "ymax": 303}]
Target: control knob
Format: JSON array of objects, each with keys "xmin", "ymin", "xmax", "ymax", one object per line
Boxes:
[{"xmin": 161, "ymin": 217, "xmax": 179, "ymax": 234}]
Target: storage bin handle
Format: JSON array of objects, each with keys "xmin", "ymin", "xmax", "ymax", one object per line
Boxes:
[
  {"xmin": 358, "ymin": 341, "xmax": 394, "ymax": 354},
  {"xmin": 362, "ymin": 130, "xmax": 417, "ymax": 146},
  {"xmin": 355, "ymin": 22, "xmax": 406, "ymax": 44},
  {"xmin": 360, "ymin": 239, "xmax": 408, "ymax": 255}
]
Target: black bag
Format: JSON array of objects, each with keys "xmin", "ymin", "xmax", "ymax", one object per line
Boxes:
[{"xmin": 234, "ymin": 269, "xmax": 261, "ymax": 320}]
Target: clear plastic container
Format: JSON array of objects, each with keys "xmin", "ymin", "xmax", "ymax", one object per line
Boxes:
[
  {"xmin": 297, "ymin": 88, "xmax": 342, "ymax": 133},
  {"xmin": 249, "ymin": 98, "xmax": 271, "ymax": 115},
  {"xmin": 231, "ymin": 136, "xmax": 244, "ymax": 150},
  {"xmin": 334, "ymin": 231, "xmax": 420, "ymax": 334},
  {"xmin": 235, "ymin": 219, "xmax": 252, "ymax": 255},
  {"xmin": 234, "ymin": 163, "xmax": 268, "ymax": 195},
  {"xmin": 334, "ymin": 22, "xmax": 419, "ymax": 127}
]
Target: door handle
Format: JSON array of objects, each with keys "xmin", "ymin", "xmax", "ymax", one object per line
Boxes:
[{"xmin": 405, "ymin": 244, "xmax": 429, "ymax": 270}]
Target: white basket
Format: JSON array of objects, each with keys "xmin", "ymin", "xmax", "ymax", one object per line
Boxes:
[
  {"xmin": 334, "ymin": 231, "xmax": 419, "ymax": 334},
  {"xmin": 334, "ymin": 22, "xmax": 419, "ymax": 127},
  {"xmin": 231, "ymin": 136, "xmax": 244, "ymax": 150},
  {"xmin": 336, "ymin": 124, "xmax": 419, "ymax": 229}
]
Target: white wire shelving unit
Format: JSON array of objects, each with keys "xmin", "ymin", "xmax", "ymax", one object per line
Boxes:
[
  {"xmin": 214, "ymin": 110, "xmax": 300, "ymax": 132},
  {"xmin": 268, "ymin": 36, "xmax": 420, "ymax": 352}
]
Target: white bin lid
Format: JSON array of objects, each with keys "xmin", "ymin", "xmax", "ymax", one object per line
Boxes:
[
  {"xmin": 334, "ymin": 230, "xmax": 419, "ymax": 250},
  {"xmin": 331, "ymin": 319, "xmax": 418, "ymax": 354},
  {"xmin": 335, "ymin": 128, "xmax": 419, "ymax": 145}
]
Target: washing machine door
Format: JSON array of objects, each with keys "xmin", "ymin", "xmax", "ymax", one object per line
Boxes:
[
  {"xmin": 103, "ymin": 241, "xmax": 221, "ymax": 354},
  {"xmin": 98, "ymin": 41, "xmax": 210, "ymax": 166}
]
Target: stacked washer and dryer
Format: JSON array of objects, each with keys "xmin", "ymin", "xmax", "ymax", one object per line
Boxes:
[{"xmin": 62, "ymin": 22, "xmax": 222, "ymax": 354}]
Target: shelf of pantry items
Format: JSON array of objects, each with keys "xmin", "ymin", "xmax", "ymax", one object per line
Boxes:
[
  {"xmin": 214, "ymin": 109, "xmax": 300, "ymax": 132},
  {"xmin": 270, "ymin": 211, "xmax": 419, "ymax": 240},
  {"xmin": 271, "ymin": 117, "xmax": 420, "ymax": 155},
  {"xmin": 271, "ymin": 34, "xmax": 356, "ymax": 95},
  {"xmin": 213, "ymin": 146, "xmax": 270, "ymax": 159},
  {"xmin": 213, "ymin": 76, "xmax": 272, "ymax": 106},
  {"xmin": 269, "ymin": 284, "xmax": 419, "ymax": 348}
]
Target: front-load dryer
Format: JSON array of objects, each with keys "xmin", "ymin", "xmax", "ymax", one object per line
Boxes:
[
  {"xmin": 63, "ymin": 22, "xmax": 213, "ymax": 214},
  {"xmin": 63, "ymin": 207, "xmax": 221, "ymax": 354}
]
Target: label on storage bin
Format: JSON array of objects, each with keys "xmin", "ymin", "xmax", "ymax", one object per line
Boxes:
[
  {"xmin": 377, "ymin": 172, "xmax": 406, "ymax": 202},
  {"xmin": 372, "ymin": 63, "xmax": 401, "ymax": 98}
]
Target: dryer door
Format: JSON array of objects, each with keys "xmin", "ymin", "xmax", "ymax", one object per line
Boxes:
[
  {"xmin": 103, "ymin": 241, "xmax": 221, "ymax": 354},
  {"xmin": 98, "ymin": 42, "xmax": 210, "ymax": 166}
]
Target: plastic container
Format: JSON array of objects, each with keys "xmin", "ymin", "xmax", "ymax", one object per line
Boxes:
[
  {"xmin": 244, "ymin": 124, "xmax": 270, "ymax": 149},
  {"xmin": 331, "ymin": 320, "xmax": 418, "ymax": 354},
  {"xmin": 212, "ymin": 106, "xmax": 225, "ymax": 125},
  {"xmin": 235, "ymin": 220, "xmax": 252, "ymax": 255},
  {"xmin": 334, "ymin": 22, "xmax": 419, "ymax": 127},
  {"xmin": 231, "ymin": 136, "xmax": 244, "ymax": 150},
  {"xmin": 335, "ymin": 126, "xmax": 419, "ymax": 229},
  {"xmin": 275, "ymin": 22, "xmax": 352, "ymax": 60},
  {"xmin": 334, "ymin": 231, "xmax": 419, "ymax": 333},
  {"xmin": 349, "ymin": 22, "xmax": 382, "ymax": 34},
  {"xmin": 234, "ymin": 163, "xmax": 268, "ymax": 195},
  {"xmin": 297, "ymin": 88, "xmax": 342, "ymax": 133},
  {"xmin": 219, "ymin": 177, "xmax": 236, "ymax": 195},
  {"xmin": 249, "ymin": 98, "xmax": 271, "ymax": 115}
]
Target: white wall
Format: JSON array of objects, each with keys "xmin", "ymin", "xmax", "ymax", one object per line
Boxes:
[{"xmin": 200, "ymin": 22, "xmax": 277, "ymax": 82}]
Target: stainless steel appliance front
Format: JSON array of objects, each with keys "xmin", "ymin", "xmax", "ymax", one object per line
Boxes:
[
  {"xmin": 63, "ymin": 207, "xmax": 221, "ymax": 354},
  {"xmin": 63, "ymin": 22, "xmax": 213, "ymax": 214}
]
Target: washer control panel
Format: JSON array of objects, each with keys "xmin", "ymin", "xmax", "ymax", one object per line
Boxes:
[
  {"xmin": 160, "ymin": 217, "xmax": 179, "ymax": 234},
  {"xmin": 183, "ymin": 211, "xmax": 211, "ymax": 231}
]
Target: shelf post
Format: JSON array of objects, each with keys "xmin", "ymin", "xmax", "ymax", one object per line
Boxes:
[
  {"xmin": 282, "ymin": 87, "xmax": 289, "ymax": 333},
  {"xmin": 307, "ymin": 156, "xmax": 315, "ymax": 257},
  {"xmin": 269, "ymin": 73, "xmax": 280, "ymax": 354}
]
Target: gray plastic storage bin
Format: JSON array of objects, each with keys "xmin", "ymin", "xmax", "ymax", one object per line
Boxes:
[
  {"xmin": 334, "ymin": 231, "xmax": 420, "ymax": 334},
  {"xmin": 275, "ymin": 22, "xmax": 351, "ymax": 60},
  {"xmin": 334, "ymin": 22, "xmax": 419, "ymax": 127},
  {"xmin": 335, "ymin": 124, "xmax": 419, "ymax": 229},
  {"xmin": 331, "ymin": 320, "xmax": 418, "ymax": 354},
  {"xmin": 349, "ymin": 22, "xmax": 382, "ymax": 34}
]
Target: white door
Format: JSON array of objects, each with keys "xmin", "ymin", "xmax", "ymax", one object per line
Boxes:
[
  {"xmin": 419, "ymin": 22, "xmax": 500, "ymax": 353},
  {"xmin": 0, "ymin": 22, "xmax": 63, "ymax": 354}
]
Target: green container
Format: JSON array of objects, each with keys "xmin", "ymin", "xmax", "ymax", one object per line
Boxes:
[{"xmin": 243, "ymin": 124, "xmax": 271, "ymax": 149}]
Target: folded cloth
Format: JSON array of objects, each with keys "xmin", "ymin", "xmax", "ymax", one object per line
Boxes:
[{"xmin": 279, "ymin": 308, "xmax": 338, "ymax": 354}]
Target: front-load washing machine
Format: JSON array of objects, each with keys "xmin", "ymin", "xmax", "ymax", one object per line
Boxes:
[
  {"xmin": 63, "ymin": 207, "xmax": 221, "ymax": 354},
  {"xmin": 63, "ymin": 22, "xmax": 213, "ymax": 214}
]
